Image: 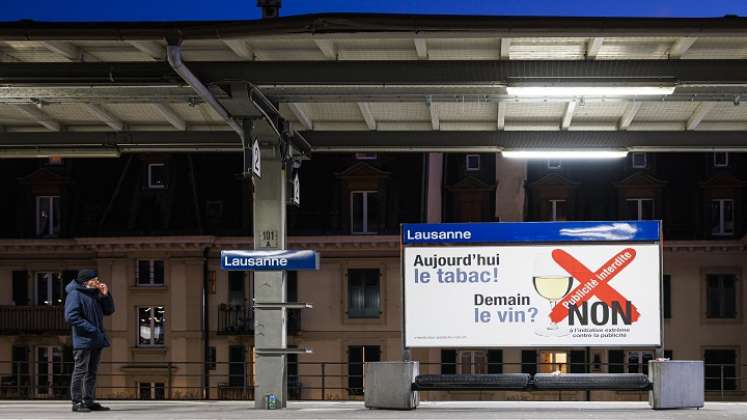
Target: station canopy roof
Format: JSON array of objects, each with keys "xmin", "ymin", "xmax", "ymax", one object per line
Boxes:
[{"xmin": 3, "ymin": 14, "xmax": 747, "ymax": 154}]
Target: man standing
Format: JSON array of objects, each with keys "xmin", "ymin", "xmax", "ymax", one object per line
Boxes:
[{"xmin": 64, "ymin": 269, "xmax": 115, "ymax": 412}]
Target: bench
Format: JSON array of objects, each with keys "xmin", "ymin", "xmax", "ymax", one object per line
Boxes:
[{"xmin": 364, "ymin": 361, "xmax": 703, "ymax": 410}]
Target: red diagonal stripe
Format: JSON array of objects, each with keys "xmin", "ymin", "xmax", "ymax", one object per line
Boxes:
[{"xmin": 549, "ymin": 248, "xmax": 639, "ymax": 323}]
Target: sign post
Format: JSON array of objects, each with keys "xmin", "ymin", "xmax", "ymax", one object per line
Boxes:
[{"xmin": 401, "ymin": 221, "xmax": 662, "ymax": 350}]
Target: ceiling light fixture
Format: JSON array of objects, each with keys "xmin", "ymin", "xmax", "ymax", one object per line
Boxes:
[
  {"xmin": 502, "ymin": 150, "xmax": 628, "ymax": 159},
  {"xmin": 506, "ymin": 86, "xmax": 675, "ymax": 97}
]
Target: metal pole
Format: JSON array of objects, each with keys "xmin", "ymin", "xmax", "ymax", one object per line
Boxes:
[
  {"xmin": 721, "ymin": 364, "xmax": 725, "ymax": 400},
  {"xmin": 321, "ymin": 363, "xmax": 325, "ymax": 401},
  {"xmin": 168, "ymin": 361, "xmax": 173, "ymax": 399}
]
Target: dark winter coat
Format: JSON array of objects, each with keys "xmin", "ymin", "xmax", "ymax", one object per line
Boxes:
[{"xmin": 64, "ymin": 280, "xmax": 115, "ymax": 350}]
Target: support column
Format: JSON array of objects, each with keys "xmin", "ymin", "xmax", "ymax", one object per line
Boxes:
[
  {"xmin": 253, "ymin": 145, "xmax": 288, "ymax": 408},
  {"xmin": 426, "ymin": 153, "xmax": 443, "ymax": 223}
]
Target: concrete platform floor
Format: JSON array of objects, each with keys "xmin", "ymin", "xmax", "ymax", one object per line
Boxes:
[{"xmin": 0, "ymin": 400, "xmax": 742, "ymax": 419}]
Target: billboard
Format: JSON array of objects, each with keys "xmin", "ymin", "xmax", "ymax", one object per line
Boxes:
[{"xmin": 402, "ymin": 221, "xmax": 662, "ymax": 348}]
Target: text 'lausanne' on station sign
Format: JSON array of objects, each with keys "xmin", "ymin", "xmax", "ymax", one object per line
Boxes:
[{"xmin": 220, "ymin": 250, "xmax": 319, "ymax": 271}]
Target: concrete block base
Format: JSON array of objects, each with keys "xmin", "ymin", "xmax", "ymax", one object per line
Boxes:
[
  {"xmin": 649, "ymin": 360, "xmax": 704, "ymax": 410},
  {"xmin": 364, "ymin": 361, "xmax": 419, "ymax": 410}
]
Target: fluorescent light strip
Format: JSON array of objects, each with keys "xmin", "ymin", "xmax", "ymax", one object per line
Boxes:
[
  {"xmin": 506, "ymin": 86, "xmax": 675, "ymax": 97},
  {"xmin": 502, "ymin": 150, "xmax": 628, "ymax": 159}
]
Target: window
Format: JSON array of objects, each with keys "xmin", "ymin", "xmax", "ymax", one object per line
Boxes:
[
  {"xmin": 147, "ymin": 163, "xmax": 166, "ymax": 189},
  {"xmin": 228, "ymin": 271, "xmax": 246, "ymax": 306},
  {"xmin": 138, "ymin": 306, "xmax": 165, "ymax": 346},
  {"xmin": 626, "ymin": 351, "xmax": 654, "ymax": 375},
  {"xmin": 663, "ymin": 275, "xmax": 672, "ymax": 319},
  {"xmin": 488, "ymin": 350, "xmax": 503, "ymax": 374},
  {"xmin": 466, "ymin": 154, "xmax": 480, "ymax": 171},
  {"xmin": 713, "ymin": 152, "xmax": 729, "ymax": 168},
  {"xmin": 608, "ymin": 350, "xmax": 625, "ymax": 373},
  {"xmin": 347, "ymin": 345, "xmax": 380, "ymax": 395},
  {"xmin": 706, "ymin": 274, "xmax": 737, "ymax": 319},
  {"xmin": 228, "ymin": 345, "xmax": 245, "ymax": 387},
  {"xmin": 539, "ymin": 351, "xmax": 568, "ymax": 373},
  {"xmin": 12, "ymin": 271, "xmax": 29, "ymax": 306},
  {"xmin": 351, "ymin": 191, "xmax": 379, "ymax": 234},
  {"xmin": 705, "ymin": 349, "xmax": 737, "ymax": 391},
  {"xmin": 138, "ymin": 382, "xmax": 165, "ymax": 400},
  {"xmin": 136, "ymin": 260, "xmax": 165, "ymax": 286},
  {"xmin": 347, "ymin": 268, "xmax": 381, "ymax": 318},
  {"xmin": 355, "ymin": 153, "xmax": 377, "ymax": 160},
  {"xmin": 521, "ymin": 350, "xmax": 537, "ymax": 375},
  {"xmin": 569, "ymin": 350, "xmax": 587, "ymax": 373},
  {"xmin": 549, "ymin": 199, "xmax": 567, "ymax": 221},
  {"xmin": 458, "ymin": 350, "xmax": 487, "ymax": 374},
  {"xmin": 632, "ymin": 152, "xmax": 647, "ymax": 169},
  {"xmin": 207, "ymin": 347, "xmax": 216, "ymax": 370},
  {"xmin": 35, "ymin": 346, "xmax": 63, "ymax": 398},
  {"xmin": 35, "ymin": 272, "xmax": 63, "ymax": 306},
  {"xmin": 547, "ymin": 159, "xmax": 562, "ymax": 169},
  {"xmin": 35, "ymin": 196, "xmax": 60, "ymax": 237},
  {"xmin": 626, "ymin": 198, "xmax": 654, "ymax": 220},
  {"xmin": 711, "ymin": 199, "xmax": 735, "ymax": 236},
  {"xmin": 205, "ymin": 201, "xmax": 223, "ymax": 223},
  {"xmin": 441, "ymin": 350, "xmax": 457, "ymax": 374}
]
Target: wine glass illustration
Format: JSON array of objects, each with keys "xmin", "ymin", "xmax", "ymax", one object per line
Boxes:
[{"xmin": 533, "ymin": 256, "xmax": 574, "ymax": 337}]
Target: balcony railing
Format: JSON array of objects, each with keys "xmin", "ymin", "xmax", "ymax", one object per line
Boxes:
[
  {"xmin": 0, "ymin": 306, "xmax": 68, "ymax": 335},
  {"xmin": 217, "ymin": 304, "xmax": 301, "ymax": 336}
]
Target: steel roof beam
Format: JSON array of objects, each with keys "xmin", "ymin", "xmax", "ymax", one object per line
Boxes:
[
  {"xmin": 686, "ymin": 102, "xmax": 716, "ymax": 130},
  {"xmin": 669, "ymin": 37, "xmax": 697, "ymax": 59},
  {"xmin": 12, "ymin": 104, "xmax": 61, "ymax": 131},
  {"xmin": 80, "ymin": 103, "xmax": 125, "ymax": 131},
  {"xmin": 223, "ymin": 39, "xmax": 254, "ymax": 59},
  {"xmin": 4, "ymin": 60, "xmax": 747, "ymax": 85},
  {"xmin": 152, "ymin": 103, "xmax": 187, "ymax": 131},
  {"xmin": 126, "ymin": 40, "xmax": 165, "ymax": 60},
  {"xmin": 586, "ymin": 37, "xmax": 604, "ymax": 59},
  {"xmin": 357, "ymin": 102, "xmax": 376, "ymax": 130}
]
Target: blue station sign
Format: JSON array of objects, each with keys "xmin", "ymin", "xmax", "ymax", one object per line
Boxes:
[
  {"xmin": 220, "ymin": 250, "xmax": 320, "ymax": 271},
  {"xmin": 402, "ymin": 220, "xmax": 661, "ymax": 245}
]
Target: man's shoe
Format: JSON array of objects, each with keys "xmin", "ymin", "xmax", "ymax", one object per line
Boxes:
[
  {"xmin": 86, "ymin": 402, "xmax": 110, "ymax": 411},
  {"xmin": 72, "ymin": 402, "xmax": 91, "ymax": 412}
]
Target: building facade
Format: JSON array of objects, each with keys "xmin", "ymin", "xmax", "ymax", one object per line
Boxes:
[{"xmin": 0, "ymin": 150, "xmax": 745, "ymax": 401}]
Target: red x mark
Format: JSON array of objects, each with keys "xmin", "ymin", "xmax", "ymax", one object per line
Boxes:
[{"xmin": 548, "ymin": 248, "xmax": 641, "ymax": 324}]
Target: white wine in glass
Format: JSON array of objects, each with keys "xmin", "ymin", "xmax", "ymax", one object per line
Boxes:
[{"xmin": 533, "ymin": 275, "xmax": 574, "ymax": 336}]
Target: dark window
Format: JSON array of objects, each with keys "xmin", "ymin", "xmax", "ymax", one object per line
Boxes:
[
  {"xmin": 35, "ymin": 196, "xmax": 60, "ymax": 237},
  {"xmin": 706, "ymin": 274, "xmax": 737, "ymax": 319},
  {"xmin": 704, "ymin": 349, "xmax": 737, "ymax": 391},
  {"xmin": 570, "ymin": 350, "xmax": 587, "ymax": 373},
  {"xmin": 207, "ymin": 347, "xmax": 216, "ymax": 370},
  {"xmin": 466, "ymin": 154, "xmax": 480, "ymax": 171},
  {"xmin": 632, "ymin": 152, "xmax": 647, "ymax": 168},
  {"xmin": 713, "ymin": 152, "xmax": 729, "ymax": 168},
  {"xmin": 548, "ymin": 199, "xmax": 567, "ymax": 221},
  {"xmin": 154, "ymin": 383, "xmax": 165, "ymax": 400},
  {"xmin": 608, "ymin": 350, "xmax": 625, "ymax": 373},
  {"xmin": 663, "ymin": 275, "xmax": 672, "ymax": 319},
  {"xmin": 521, "ymin": 350, "xmax": 537, "ymax": 375},
  {"xmin": 137, "ymin": 260, "xmax": 165, "ymax": 286},
  {"xmin": 138, "ymin": 382, "xmax": 165, "ymax": 399},
  {"xmin": 351, "ymin": 191, "xmax": 379, "ymax": 234},
  {"xmin": 627, "ymin": 351, "xmax": 654, "ymax": 375},
  {"xmin": 12, "ymin": 270, "xmax": 29, "ymax": 306},
  {"xmin": 710, "ymin": 199, "xmax": 735, "ymax": 236},
  {"xmin": 664, "ymin": 350, "xmax": 674, "ymax": 360},
  {"xmin": 228, "ymin": 271, "xmax": 246, "ymax": 306},
  {"xmin": 205, "ymin": 201, "xmax": 223, "ymax": 223},
  {"xmin": 12, "ymin": 346, "xmax": 29, "ymax": 388},
  {"xmin": 441, "ymin": 349, "xmax": 457, "ymax": 374},
  {"xmin": 35, "ymin": 272, "xmax": 63, "ymax": 306},
  {"xmin": 147, "ymin": 163, "xmax": 167, "ymax": 189},
  {"xmin": 487, "ymin": 350, "xmax": 503, "ymax": 374},
  {"xmin": 138, "ymin": 382, "xmax": 151, "ymax": 400},
  {"xmin": 287, "ymin": 353, "xmax": 301, "ymax": 400},
  {"xmin": 347, "ymin": 269, "xmax": 381, "ymax": 318},
  {"xmin": 626, "ymin": 198, "xmax": 654, "ymax": 220},
  {"xmin": 347, "ymin": 345, "xmax": 380, "ymax": 396},
  {"xmin": 228, "ymin": 345, "xmax": 246, "ymax": 387}
]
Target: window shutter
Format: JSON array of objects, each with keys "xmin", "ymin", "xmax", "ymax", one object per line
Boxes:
[{"xmin": 12, "ymin": 270, "xmax": 29, "ymax": 306}]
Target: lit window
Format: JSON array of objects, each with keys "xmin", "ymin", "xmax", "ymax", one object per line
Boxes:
[
  {"xmin": 36, "ymin": 196, "xmax": 60, "ymax": 237},
  {"xmin": 138, "ymin": 306, "xmax": 165, "ymax": 346},
  {"xmin": 711, "ymin": 199, "xmax": 734, "ymax": 236},
  {"xmin": 147, "ymin": 163, "xmax": 166, "ymax": 189},
  {"xmin": 625, "ymin": 198, "xmax": 654, "ymax": 220},
  {"xmin": 547, "ymin": 159, "xmax": 562, "ymax": 169},
  {"xmin": 631, "ymin": 152, "xmax": 647, "ymax": 169},
  {"xmin": 136, "ymin": 260, "xmax": 165, "ymax": 286},
  {"xmin": 351, "ymin": 191, "xmax": 379, "ymax": 234},
  {"xmin": 539, "ymin": 351, "xmax": 568, "ymax": 373},
  {"xmin": 713, "ymin": 152, "xmax": 729, "ymax": 168},
  {"xmin": 466, "ymin": 154, "xmax": 480, "ymax": 171},
  {"xmin": 549, "ymin": 199, "xmax": 567, "ymax": 221},
  {"xmin": 35, "ymin": 272, "xmax": 63, "ymax": 306}
]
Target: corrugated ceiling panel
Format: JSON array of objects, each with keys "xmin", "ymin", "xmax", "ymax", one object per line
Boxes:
[
  {"xmin": 255, "ymin": 49, "xmax": 325, "ymax": 60},
  {"xmin": 181, "ymin": 49, "xmax": 238, "ymax": 61},
  {"xmin": 313, "ymin": 121, "xmax": 369, "ymax": 131},
  {"xmin": 0, "ymin": 104, "xmax": 33, "ymax": 124},
  {"xmin": 169, "ymin": 103, "xmax": 224, "ymax": 123},
  {"xmin": 510, "ymin": 38, "xmax": 586, "ymax": 60},
  {"xmin": 368, "ymin": 103, "xmax": 429, "ymax": 121},
  {"xmin": 597, "ymin": 39, "xmax": 671, "ymax": 59},
  {"xmin": 703, "ymin": 103, "xmax": 747, "ymax": 121},
  {"xmin": 307, "ymin": 103, "xmax": 363, "ymax": 121},
  {"xmin": 339, "ymin": 49, "xmax": 418, "ymax": 60},
  {"xmin": 105, "ymin": 103, "xmax": 169, "ymax": 123},
  {"xmin": 573, "ymin": 102, "xmax": 628, "ymax": 121},
  {"xmin": 86, "ymin": 48, "xmax": 155, "ymax": 62},
  {"xmin": 428, "ymin": 49, "xmax": 501, "ymax": 60},
  {"xmin": 505, "ymin": 102, "xmax": 565, "ymax": 120},
  {"xmin": 437, "ymin": 102, "xmax": 497, "ymax": 121},
  {"xmin": 43, "ymin": 104, "xmax": 101, "ymax": 123},
  {"xmin": 377, "ymin": 121, "xmax": 432, "ymax": 131},
  {"xmin": 335, "ymin": 39, "xmax": 414, "ymax": 50},
  {"xmin": 440, "ymin": 121, "xmax": 497, "ymax": 131},
  {"xmin": 637, "ymin": 102, "xmax": 698, "ymax": 121},
  {"xmin": 686, "ymin": 37, "xmax": 747, "ymax": 59}
]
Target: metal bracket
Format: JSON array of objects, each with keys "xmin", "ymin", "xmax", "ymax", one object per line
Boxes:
[
  {"xmin": 254, "ymin": 302, "xmax": 313, "ymax": 309},
  {"xmin": 255, "ymin": 348, "xmax": 313, "ymax": 355}
]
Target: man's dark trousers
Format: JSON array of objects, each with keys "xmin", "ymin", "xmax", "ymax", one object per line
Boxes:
[{"xmin": 70, "ymin": 348, "xmax": 102, "ymax": 405}]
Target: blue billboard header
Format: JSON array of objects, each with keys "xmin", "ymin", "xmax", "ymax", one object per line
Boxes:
[
  {"xmin": 221, "ymin": 250, "xmax": 319, "ymax": 271},
  {"xmin": 402, "ymin": 221, "xmax": 660, "ymax": 245}
]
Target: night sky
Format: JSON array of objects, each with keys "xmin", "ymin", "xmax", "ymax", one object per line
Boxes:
[{"xmin": 2, "ymin": 0, "xmax": 747, "ymax": 22}]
